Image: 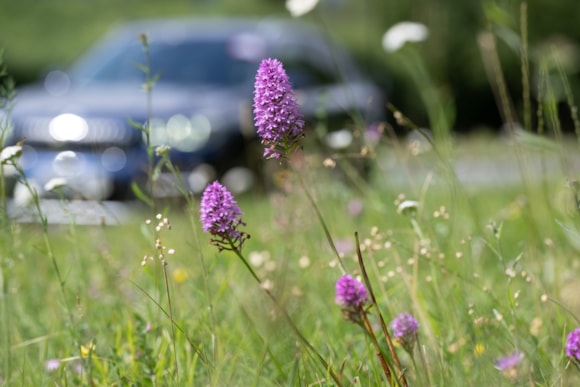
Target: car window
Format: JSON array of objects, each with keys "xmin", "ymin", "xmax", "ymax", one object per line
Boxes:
[
  {"xmin": 282, "ymin": 59, "xmax": 337, "ymax": 89},
  {"xmin": 83, "ymin": 39, "xmax": 257, "ymax": 88}
]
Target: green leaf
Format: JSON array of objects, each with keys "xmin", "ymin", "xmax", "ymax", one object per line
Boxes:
[
  {"xmin": 152, "ymin": 158, "xmax": 167, "ymax": 182},
  {"xmin": 131, "ymin": 181, "xmax": 153, "ymax": 208},
  {"xmin": 483, "ymin": 0, "xmax": 515, "ymax": 27},
  {"xmin": 556, "ymin": 219, "xmax": 580, "ymax": 244},
  {"xmin": 127, "ymin": 116, "xmax": 146, "ymax": 131}
]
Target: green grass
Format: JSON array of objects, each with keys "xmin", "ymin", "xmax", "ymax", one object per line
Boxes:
[
  {"xmin": 1, "ymin": 133, "xmax": 580, "ymax": 385},
  {"xmin": 3, "ymin": 2, "xmax": 580, "ymax": 384}
]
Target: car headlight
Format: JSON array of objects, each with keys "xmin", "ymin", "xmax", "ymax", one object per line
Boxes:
[
  {"xmin": 49, "ymin": 113, "xmax": 89, "ymax": 142},
  {"xmin": 17, "ymin": 115, "xmax": 131, "ymax": 145}
]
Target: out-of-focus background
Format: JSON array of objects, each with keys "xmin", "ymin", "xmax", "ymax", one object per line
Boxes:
[{"xmin": 2, "ymin": 0, "xmax": 579, "ymax": 134}]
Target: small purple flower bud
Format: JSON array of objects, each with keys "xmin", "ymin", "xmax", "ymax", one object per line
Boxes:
[
  {"xmin": 200, "ymin": 181, "xmax": 249, "ymax": 251},
  {"xmin": 253, "ymin": 58, "xmax": 305, "ymax": 159},
  {"xmin": 335, "ymin": 274, "xmax": 368, "ymax": 308},
  {"xmin": 365, "ymin": 123, "xmax": 383, "ymax": 144},
  {"xmin": 44, "ymin": 359, "xmax": 61, "ymax": 372},
  {"xmin": 495, "ymin": 352, "xmax": 523, "ymax": 379},
  {"xmin": 391, "ymin": 312, "xmax": 419, "ymax": 353},
  {"xmin": 347, "ymin": 199, "xmax": 364, "ymax": 217},
  {"xmin": 566, "ymin": 327, "xmax": 580, "ymax": 361},
  {"xmin": 334, "ymin": 239, "xmax": 354, "ymax": 256}
]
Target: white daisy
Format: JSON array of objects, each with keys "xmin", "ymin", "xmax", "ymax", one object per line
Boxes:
[
  {"xmin": 382, "ymin": 22, "xmax": 429, "ymax": 52},
  {"xmin": 286, "ymin": 0, "xmax": 319, "ymax": 17}
]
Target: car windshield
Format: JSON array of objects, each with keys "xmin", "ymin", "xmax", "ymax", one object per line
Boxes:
[{"xmin": 80, "ymin": 39, "xmax": 257, "ymax": 88}]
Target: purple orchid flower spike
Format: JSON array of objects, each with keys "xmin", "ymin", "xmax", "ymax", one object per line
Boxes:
[
  {"xmin": 253, "ymin": 58, "xmax": 305, "ymax": 160},
  {"xmin": 200, "ymin": 181, "xmax": 249, "ymax": 251}
]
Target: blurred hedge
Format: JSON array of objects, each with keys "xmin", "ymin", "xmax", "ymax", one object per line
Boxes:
[{"xmin": 1, "ymin": 0, "xmax": 579, "ymax": 132}]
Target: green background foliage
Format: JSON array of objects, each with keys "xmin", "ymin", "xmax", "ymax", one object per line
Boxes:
[{"xmin": 2, "ymin": 0, "xmax": 580, "ymax": 131}]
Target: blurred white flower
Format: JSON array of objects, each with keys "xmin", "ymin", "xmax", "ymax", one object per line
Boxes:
[
  {"xmin": 0, "ymin": 145, "xmax": 22, "ymax": 165},
  {"xmin": 44, "ymin": 177, "xmax": 67, "ymax": 192},
  {"xmin": 155, "ymin": 144, "xmax": 171, "ymax": 157},
  {"xmin": 397, "ymin": 200, "xmax": 420, "ymax": 216},
  {"xmin": 382, "ymin": 21, "xmax": 429, "ymax": 52},
  {"xmin": 249, "ymin": 250, "xmax": 269, "ymax": 267},
  {"xmin": 286, "ymin": 0, "xmax": 319, "ymax": 17}
]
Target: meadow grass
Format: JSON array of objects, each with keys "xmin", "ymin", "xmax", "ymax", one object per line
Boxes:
[
  {"xmin": 3, "ymin": 3, "xmax": 580, "ymax": 385},
  {"xmin": 1, "ymin": 131, "xmax": 580, "ymax": 385}
]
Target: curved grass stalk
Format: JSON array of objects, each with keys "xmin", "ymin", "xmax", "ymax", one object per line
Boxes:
[
  {"xmin": 228, "ymin": 241, "xmax": 343, "ymax": 386},
  {"xmin": 131, "ymin": 280, "xmax": 210, "ymax": 367},
  {"xmin": 293, "ymin": 168, "xmax": 346, "ymax": 274},
  {"xmin": 354, "ymin": 232, "xmax": 407, "ymax": 386},
  {"xmin": 0, "ymin": 51, "xmax": 15, "ymax": 381}
]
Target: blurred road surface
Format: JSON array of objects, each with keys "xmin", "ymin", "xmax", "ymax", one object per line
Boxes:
[{"xmin": 6, "ymin": 199, "xmax": 140, "ymax": 225}]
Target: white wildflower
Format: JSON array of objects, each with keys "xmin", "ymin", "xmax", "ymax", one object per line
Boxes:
[
  {"xmin": 44, "ymin": 177, "xmax": 67, "ymax": 192},
  {"xmin": 382, "ymin": 21, "xmax": 429, "ymax": 52},
  {"xmin": 0, "ymin": 145, "xmax": 22, "ymax": 165},
  {"xmin": 155, "ymin": 145, "xmax": 171, "ymax": 157},
  {"xmin": 286, "ymin": 0, "xmax": 319, "ymax": 17},
  {"xmin": 397, "ymin": 200, "xmax": 420, "ymax": 215}
]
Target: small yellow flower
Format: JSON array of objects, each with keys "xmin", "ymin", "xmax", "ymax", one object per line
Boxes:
[
  {"xmin": 81, "ymin": 341, "xmax": 95, "ymax": 358},
  {"xmin": 474, "ymin": 343, "xmax": 485, "ymax": 357},
  {"xmin": 172, "ymin": 268, "xmax": 188, "ymax": 284}
]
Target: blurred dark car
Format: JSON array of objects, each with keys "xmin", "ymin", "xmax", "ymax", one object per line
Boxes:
[{"xmin": 6, "ymin": 17, "xmax": 386, "ymax": 200}]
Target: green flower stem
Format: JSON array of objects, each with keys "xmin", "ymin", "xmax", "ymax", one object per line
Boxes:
[
  {"xmin": 410, "ymin": 218, "xmax": 426, "ymax": 243},
  {"xmin": 293, "ymin": 168, "xmax": 346, "ymax": 274},
  {"xmin": 11, "ymin": 163, "xmax": 82, "ymax": 366},
  {"xmin": 229, "ymin": 242, "xmax": 343, "ymax": 386},
  {"xmin": 415, "ymin": 335, "xmax": 432, "ymax": 386},
  {"xmin": 0, "ymin": 248, "xmax": 10, "ymax": 381},
  {"xmin": 160, "ymin": 260, "xmax": 178, "ymax": 378},
  {"xmin": 0, "ymin": 165, "xmax": 6, "ymax": 228},
  {"xmin": 360, "ymin": 310, "xmax": 395, "ymax": 385},
  {"xmin": 14, "ymin": 164, "xmax": 74, "ymax": 325},
  {"xmin": 355, "ymin": 232, "xmax": 408, "ymax": 387},
  {"xmin": 139, "ymin": 34, "xmax": 156, "ymax": 212},
  {"xmin": 165, "ymin": 158, "xmax": 219, "ymax": 367},
  {"xmin": 138, "ymin": 34, "xmax": 178, "ymax": 378},
  {"xmin": 0, "ymin": 71, "xmax": 12, "ymax": 374}
]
